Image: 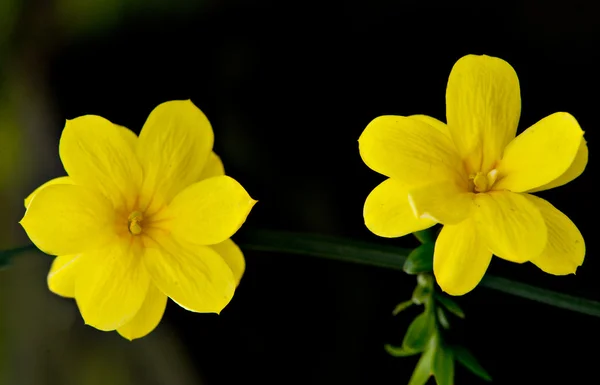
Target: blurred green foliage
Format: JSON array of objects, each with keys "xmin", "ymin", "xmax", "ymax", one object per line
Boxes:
[
  {"xmin": 0, "ymin": 91, "xmax": 22, "ymax": 191},
  {"xmin": 56, "ymin": 0, "xmax": 208, "ymax": 39},
  {"xmin": 0, "ymin": 1, "xmax": 214, "ymax": 384},
  {"xmin": 0, "ymin": 0, "xmax": 19, "ymax": 53}
]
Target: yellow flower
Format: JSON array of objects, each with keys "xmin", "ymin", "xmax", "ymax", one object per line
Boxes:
[
  {"xmin": 20, "ymin": 100, "xmax": 256, "ymax": 339},
  {"xmin": 359, "ymin": 54, "xmax": 587, "ymax": 296}
]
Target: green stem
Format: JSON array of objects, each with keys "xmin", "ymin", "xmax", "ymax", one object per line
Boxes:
[
  {"xmin": 237, "ymin": 229, "xmax": 412, "ymax": 271},
  {"xmin": 237, "ymin": 229, "xmax": 600, "ymax": 318},
  {"xmin": 480, "ymin": 275, "xmax": 600, "ymax": 318},
  {"xmin": 0, "ymin": 243, "xmax": 38, "ymax": 266},
  {"xmin": 5, "ymin": 230, "xmax": 600, "ymax": 319}
]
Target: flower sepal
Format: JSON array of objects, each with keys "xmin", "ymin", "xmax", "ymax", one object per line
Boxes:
[{"xmin": 404, "ymin": 243, "xmax": 435, "ymax": 275}]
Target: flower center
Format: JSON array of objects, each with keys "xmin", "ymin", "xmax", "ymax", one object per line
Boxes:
[
  {"xmin": 128, "ymin": 211, "xmax": 144, "ymax": 235},
  {"xmin": 469, "ymin": 169, "xmax": 498, "ymax": 193}
]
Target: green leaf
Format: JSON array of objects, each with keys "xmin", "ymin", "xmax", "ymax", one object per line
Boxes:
[
  {"xmin": 436, "ymin": 307, "xmax": 450, "ymax": 330},
  {"xmin": 392, "ymin": 300, "xmax": 414, "ymax": 316},
  {"xmin": 408, "ymin": 340, "xmax": 436, "ymax": 385},
  {"xmin": 413, "ymin": 228, "xmax": 436, "ymax": 244},
  {"xmin": 434, "ymin": 293, "xmax": 465, "ymax": 319},
  {"xmin": 238, "ymin": 229, "xmax": 600, "ymax": 318},
  {"xmin": 384, "ymin": 344, "xmax": 420, "ymax": 357},
  {"xmin": 402, "ymin": 312, "xmax": 436, "ymax": 352},
  {"xmin": 403, "ymin": 243, "xmax": 435, "ymax": 275},
  {"xmin": 453, "ymin": 345, "xmax": 492, "ymax": 382},
  {"xmin": 433, "ymin": 342, "xmax": 454, "ymax": 385}
]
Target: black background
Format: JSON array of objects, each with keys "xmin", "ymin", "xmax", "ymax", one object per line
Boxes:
[{"xmin": 16, "ymin": 1, "xmax": 600, "ymax": 384}]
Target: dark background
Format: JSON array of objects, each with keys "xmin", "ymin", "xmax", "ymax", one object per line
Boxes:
[{"xmin": 1, "ymin": 1, "xmax": 597, "ymax": 384}]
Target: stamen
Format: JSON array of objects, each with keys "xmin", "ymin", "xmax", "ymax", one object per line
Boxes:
[
  {"xmin": 128, "ymin": 211, "xmax": 144, "ymax": 235},
  {"xmin": 469, "ymin": 169, "xmax": 498, "ymax": 193},
  {"xmin": 487, "ymin": 169, "xmax": 498, "ymax": 187},
  {"xmin": 472, "ymin": 172, "xmax": 489, "ymax": 192}
]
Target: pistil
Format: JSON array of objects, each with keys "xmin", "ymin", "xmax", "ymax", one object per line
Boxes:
[
  {"xmin": 128, "ymin": 211, "xmax": 144, "ymax": 235},
  {"xmin": 469, "ymin": 169, "xmax": 498, "ymax": 193}
]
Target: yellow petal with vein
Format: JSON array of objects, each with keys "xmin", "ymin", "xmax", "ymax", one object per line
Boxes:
[
  {"xmin": 75, "ymin": 241, "xmax": 150, "ymax": 331},
  {"xmin": 143, "ymin": 236, "xmax": 236, "ymax": 313},
  {"xmin": 525, "ymin": 195, "xmax": 585, "ymax": 275},
  {"xmin": 408, "ymin": 179, "xmax": 473, "ymax": 224},
  {"xmin": 20, "ymin": 184, "xmax": 115, "ymax": 256},
  {"xmin": 358, "ymin": 115, "xmax": 464, "ymax": 187},
  {"xmin": 528, "ymin": 137, "xmax": 588, "ymax": 193},
  {"xmin": 446, "ymin": 54, "xmax": 521, "ymax": 173},
  {"xmin": 495, "ymin": 112, "xmax": 584, "ymax": 192},
  {"xmin": 59, "ymin": 116, "xmax": 142, "ymax": 210},
  {"xmin": 363, "ymin": 178, "xmax": 435, "ymax": 238},
  {"xmin": 473, "ymin": 191, "xmax": 546, "ymax": 263},
  {"xmin": 48, "ymin": 254, "xmax": 80, "ymax": 298},
  {"xmin": 169, "ymin": 175, "xmax": 256, "ymax": 246},
  {"xmin": 200, "ymin": 152, "xmax": 225, "ymax": 180},
  {"xmin": 434, "ymin": 219, "xmax": 492, "ymax": 296},
  {"xmin": 211, "ymin": 238, "xmax": 246, "ymax": 286},
  {"xmin": 408, "ymin": 114, "xmax": 450, "ymax": 138},
  {"xmin": 117, "ymin": 284, "xmax": 168, "ymax": 340},
  {"xmin": 24, "ymin": 176, "xmax": 73, "ymax": 209},
  {"xmin": 137, "ymin": 100, "xmax": 214, "ymax": 213}
]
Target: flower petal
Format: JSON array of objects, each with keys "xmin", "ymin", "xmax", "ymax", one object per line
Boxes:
[
  {"xmin": 117, "ymin": 284, "xmax": 168, "ymax": 341},
  {"xmin": 408, "ymin": 179, "xmax": 473, "ymax": 224},
  {"xmin": 142, "ymin": 236, "xmax": 236, "ymax": 313},
  {"xmin": 363, "ymin": 178, "xmax": 435, "ymax": 238},
  {"xmin": 137, "ymin": 100, "xmax": 214, "ymax": 212},
  {"xmin": 20, "ymin": 184, "xmax": 115, "ymax": 255},
  {"xmin": 494, "ymin": 113, "xmax": 584, "ymax": 192},
  {"xmin": 528, "ymin": 137, "xmax": 588, "ymax": 193},
  {"xmin": 358, "ymin": 115, "xmax": 464, "ymax": 186},
  {"xmin": 115, "ymin": 124, "xmax": 139, "ymax": 148},
  {"xmin": 525, "ymin": 195, "xmax": 585, "ymax": 275},
  {"xmin": 24, "ymin": 176, "xmax": 73, "ymax": 209},
  {"xmin": 169, "ymin": 175, "xmax": 256, "ymax": 246},
  {"xmin": 59, "ymin": 116, "xmax": 142, "ymax": 210},
  {"xmin": 473, "ymin": 191, "xmax": 546, "ymax": 263},
  {"xmin": 48, "ymin": 254, "xmax": 80, "ymax": 298},
  {"xmin": 446, "ymin": 54, "xmax": 521, "ymax": 173},
  {"xmin": 199, "ymin": 152, "xmax": 225, "ymax": 180},
  {"xmin": 434, "ymin": 219, "xmax": 492, "ymax": 296},
  {"xmin": 408, "ymin": 114, "xmax": 450, "ymax": 138},
  {"xmin": 211, "ymin": 239, "xmax": 245, "ymax": 286},
  {"xmin": 75, "ymin": 241, "xmax": 151, "ymax": 331}
]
